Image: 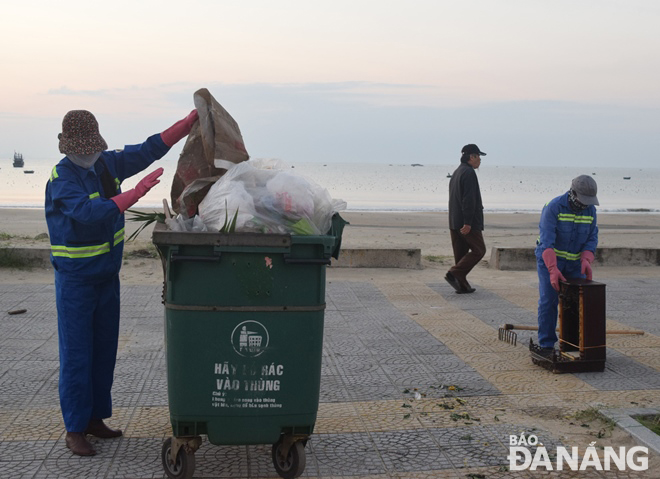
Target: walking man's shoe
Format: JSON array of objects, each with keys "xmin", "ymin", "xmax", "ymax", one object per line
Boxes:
[
  {"xmin": 444, "ymin": 272, "xmax": 462, "ymax": 293},
  {"xmin": 85, "ymin": 419, "xmax": 123, "ymax": 438},
  {"xmin": 458, "ymin": 278, "xmax": 476, "ymax": 294},
  {"xmin": 66, "ymin": 432, "xmax": 96, "ymax": 456}
]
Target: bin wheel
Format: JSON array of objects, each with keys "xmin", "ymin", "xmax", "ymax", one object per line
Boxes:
[
  {"xmin": 272, "ymin": 439, "xmax": 306, "ymax": 479},
  {"xmin": 162, "ymin": 437, "xmax": 196, "ymax": 479}
]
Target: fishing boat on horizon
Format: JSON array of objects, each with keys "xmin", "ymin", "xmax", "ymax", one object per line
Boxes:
[{"xmin": 13, "ymin": 151, "xmax": 24, "ymax": 168}]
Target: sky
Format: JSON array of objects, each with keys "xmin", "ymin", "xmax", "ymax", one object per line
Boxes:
[{"xmin": 2, "ymin": 0, "xmax": 660, "ymax": 167}]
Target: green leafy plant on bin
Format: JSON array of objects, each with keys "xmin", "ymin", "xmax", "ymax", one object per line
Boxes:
[
  {"xmin": 126, "ymin": 202, "xmax": 239, "ymax": 241},
  {"xmin": 218, "ymin": 200, "xmax": 239, "ymax": 233},
  {"xmin": 126, "ymin": 210, "xmax": 165, "ymax": 242}
]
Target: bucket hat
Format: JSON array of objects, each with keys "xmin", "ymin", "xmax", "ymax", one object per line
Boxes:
[
  {"xmin": 571, "ymin": 175, "xmax": 599, "ymax": 206},
  {"xmin": 58, "ymin": 110, "xmax": 108, "ymax": 154}
]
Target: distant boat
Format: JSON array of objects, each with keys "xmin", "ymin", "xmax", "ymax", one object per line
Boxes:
[
  {"xmin": 446, "ymin": 173, "xmax": 452, "ymax": 178},
  {"xmin": 623, "ymin": 177, "xmax": 631, "ymax": 180},
  {"xmin": 23, "ymin": 170, "xmax": 34, "ymax": 174},
  {"xmin": 13, "ymin": 151, "xmax": 24, "ymax": 168},
  {"xmin": 411, "ymin": 163, "xmax": 423, "ymax": 167}
]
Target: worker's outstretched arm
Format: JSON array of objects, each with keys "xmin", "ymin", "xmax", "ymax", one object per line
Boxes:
[
  {"xmin": 111, "ymin": 168, "xmax": 163, "ymax": 213},
  {"xmin": 161, "ymin": 110, "xmax": 199, "ymax": 147}
]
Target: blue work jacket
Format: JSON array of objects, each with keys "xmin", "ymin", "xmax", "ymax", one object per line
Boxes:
[
  {"xmin": 45, "ymin": 134, "xmax": 170, "ymax": 280},
  {"xmin": 535, "ymin": 191, "xmax": 598, "ymax": 261}
]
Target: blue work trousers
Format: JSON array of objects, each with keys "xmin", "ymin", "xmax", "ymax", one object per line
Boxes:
[
  {"xmin": 536, "ymin": 256, "xmax": 583, "ymax": 348},
  {"xmin": 55, "ymin": 272, "xmax": 120, "ymax": 432}
]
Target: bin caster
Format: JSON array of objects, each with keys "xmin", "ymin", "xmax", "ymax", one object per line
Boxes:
[
  {"xmin": 162, "ymin": 436, "xmax": 201, "ymax": 479},
  {"xmin": 272, "ymin": 436, "xmax": 306, "ymax": 479}
]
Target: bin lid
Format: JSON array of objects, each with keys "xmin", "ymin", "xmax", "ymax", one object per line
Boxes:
[{"xmin": 152, "ymin": 222, "xmax": 292, "ymax": 248}]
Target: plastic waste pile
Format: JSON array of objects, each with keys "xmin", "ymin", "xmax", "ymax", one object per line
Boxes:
[
  {"xmin": 199, "ymin": 159, "xmax": 345, "ymax": 235},
  {"xmin": 167, "ymin": 89, "xmax": 345, "ymax": 235}
]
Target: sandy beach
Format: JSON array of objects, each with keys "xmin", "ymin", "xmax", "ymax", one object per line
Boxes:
[
  {"xmin": 2, "ymin": 207, "xmax": 660, "ymax": 285},
  {"xmin": 4, "ymin": 208, "xmax": 660, "ymax": 252}
]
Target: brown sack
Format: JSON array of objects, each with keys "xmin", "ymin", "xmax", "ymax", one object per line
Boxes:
[{"xmin": 170, "ymin": 88, "xmax": 250, "ymax": 216}]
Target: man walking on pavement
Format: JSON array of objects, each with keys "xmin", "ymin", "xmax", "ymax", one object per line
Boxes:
[
  {"xmin": 535, "ymin": 175, "xmax": 599, "ymax": 356},
  {"xmin": 445, "ymin": 144, "xmax": 487, "ymax": 294}
]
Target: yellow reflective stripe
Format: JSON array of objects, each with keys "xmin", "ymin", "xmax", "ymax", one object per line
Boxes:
[
  {"xmin": 51, "ymin": 227, "xmax": 124, "ymax": 258},
  {"xmin": 113, "ymin": 228, "xmax": 125, "ymax": 246},
  {"xmin": 554, "ymin": 249, "xmax": 581, "ymax": 261},
  {"xmin": 557, "ymin": 213, "xmax": 593, "ymax": 224},
  {"xmin": 114, "ymin": 178, "xmax": 120, "ymax": 189},
  {"xmin": 50, "ymin": 166, "xmax": 59, "ymax": 182},
  {"xmin": 89, "ymin": 192, "xmax": 100, "ymax": 199},
  {"xmin": 51, "ymin": 243, "xmax": 111, "ymax": 258}
]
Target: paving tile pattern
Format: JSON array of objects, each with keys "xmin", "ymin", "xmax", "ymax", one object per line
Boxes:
[
  {"xmin": 1, "ymin": 278, "xmax": 659, "ymax": 478},
  {"xmin": 429, "ymin": 278, "xmax": 660, "ymax": 391}
]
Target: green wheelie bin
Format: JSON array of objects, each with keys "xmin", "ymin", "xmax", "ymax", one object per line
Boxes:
[{"xmin": 152, "ymin": 214, "xmax": 346, "ymax": 479}]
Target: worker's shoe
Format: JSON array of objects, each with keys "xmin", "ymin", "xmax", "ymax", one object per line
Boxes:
[
  {"xmin": 444, "ymin": 272, "xmax": 463, "ymax": 293},
  {"xmin": 537, "ymin": 347, "xmax": 556, "ymax": 360},
  {"xmin": 66, "ymin": 432, "xmax": 96, "ymax": 456},
  {"xmin": 85, "ymin": 419, "xmax": 123, "ymax": 439}
]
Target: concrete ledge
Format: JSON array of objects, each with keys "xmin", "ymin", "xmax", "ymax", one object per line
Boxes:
[
  {"xmin": 600, "ymin": 408, "xmax": 660, "ymax": 455},
  {"xmin": 490, "ymin": 247, "xmax": 660, "ymax": 270},
  {"xmin": 0, "ymin": 246, "xmax": 423, "ymax": 270},
  {"xmin": 0, "ymin": 246, "xmax": 51, "ymax": 267},
  {"xmin": 331, "ymin": 248, "xmax": 422, "ymax": 269}
]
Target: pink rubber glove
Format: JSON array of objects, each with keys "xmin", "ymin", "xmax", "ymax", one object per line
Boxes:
[
  {"xmin": 111, "ymin": 168, "xmax": 163, "ymax": 213},
  {"xmin": 160, "ymin": 110, "xmax": 199, "ymax": 147},
  {"xmin": 542, "ymin": 248, "xmax": 567, "ymax": 292},
  {"xmin": 581, "ymin": 250, "xmax": 595, "ymax": 280}
]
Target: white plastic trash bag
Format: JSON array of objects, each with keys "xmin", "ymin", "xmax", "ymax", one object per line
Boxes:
[
  {"xmin": 165, "ymin": 214, "xmax": 209, "ymax": 233},
  {"xmin": 198, "ymin": 160, "xmax": 345, "ymax": 235},
  {"xmin": 198, "ymin": 179, "xmax": 255, "ymax": 232}
]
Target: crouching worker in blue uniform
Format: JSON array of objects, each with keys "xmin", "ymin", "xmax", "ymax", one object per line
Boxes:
[
  {"xmin": 535, "ymin": 175, "xmax": 599, "ymax": 358},
  {"xmin": 45, "ymin": 108, "xmax": 198, "ymax": 456}
]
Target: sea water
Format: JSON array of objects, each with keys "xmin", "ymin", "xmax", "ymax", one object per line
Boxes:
[{"xmin": 2, "ymin": 157, "xmax": 658, "ymax": 213}]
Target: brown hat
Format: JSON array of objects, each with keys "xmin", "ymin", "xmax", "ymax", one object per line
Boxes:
[{"xmin": 58, "ymin": 110, "xmax": 108, "ymax": 154}]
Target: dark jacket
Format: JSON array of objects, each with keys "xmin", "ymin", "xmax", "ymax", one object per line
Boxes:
[{"xmin": 448, "ymin": 162, "xmax": 484, "ymax": 231}]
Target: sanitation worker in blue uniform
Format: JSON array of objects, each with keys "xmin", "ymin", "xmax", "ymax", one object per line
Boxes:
[
  {"xmin": 45, "ymin": 108, "xmax": 198, "ymax": 456},
  {"xmin": 535, "ymin": 175, "xmax": 599, "ymax": 357}
]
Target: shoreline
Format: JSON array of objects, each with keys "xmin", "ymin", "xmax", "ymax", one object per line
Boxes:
[{"xmin": 2, "ymin": 205, "xmax": 659, "ymax": 214}]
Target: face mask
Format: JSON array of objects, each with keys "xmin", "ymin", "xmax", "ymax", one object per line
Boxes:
[
  {"xmin": 67, "ymin": 152, "xmax": 101, "ymax": 169},
  {"xmin": 568, "ymin": 189, "xmax": 587, "ymax": 212}
]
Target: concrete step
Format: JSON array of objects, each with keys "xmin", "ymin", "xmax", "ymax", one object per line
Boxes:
[{"xmin": 490, "ymin": 247, "xmax": 660, "ymax": 270}]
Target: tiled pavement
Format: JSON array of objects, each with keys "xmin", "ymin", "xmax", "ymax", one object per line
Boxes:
[{"xmin": 1, "ymin": 270, "xmax": 660, "ymax": 478}]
